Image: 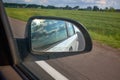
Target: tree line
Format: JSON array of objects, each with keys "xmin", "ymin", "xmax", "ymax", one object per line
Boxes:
[{"xmin": 4, "ymin": 3, "xmax": 120, "ymax": 12}]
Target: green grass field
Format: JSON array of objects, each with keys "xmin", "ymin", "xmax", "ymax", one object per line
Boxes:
[{"xmin": 6, "ymin": 8, "xmax": 120, "ymax": 49}]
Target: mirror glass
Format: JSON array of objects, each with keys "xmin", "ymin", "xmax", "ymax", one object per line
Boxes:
[{"xmin": 31, "ymin": 19, "xmax": 85, "ymax": 53}]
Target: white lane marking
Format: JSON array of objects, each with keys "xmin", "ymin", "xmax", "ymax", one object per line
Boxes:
[{"xmin": 35, "ymin": 61, "xmax": 69, "ymax": 80}]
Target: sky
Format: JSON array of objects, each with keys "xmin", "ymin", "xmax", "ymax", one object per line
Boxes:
[{"xmin": 3, "ymin": 0, "xmax": 120, "ymax": 9}]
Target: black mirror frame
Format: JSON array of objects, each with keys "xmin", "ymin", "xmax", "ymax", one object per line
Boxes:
[{"xmin": 25, "ymin": 16, "xmax": 92, "ymax": 59}]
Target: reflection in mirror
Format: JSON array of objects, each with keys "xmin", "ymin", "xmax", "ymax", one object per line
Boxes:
[{"xmin": 31, "ymin": 19, "xmax": 85, "ymax": 53}]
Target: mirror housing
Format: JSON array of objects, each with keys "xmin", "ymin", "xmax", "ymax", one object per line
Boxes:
[{"xmin": 25, "ymin": 16, "xmax": 92, "ymax": 59}]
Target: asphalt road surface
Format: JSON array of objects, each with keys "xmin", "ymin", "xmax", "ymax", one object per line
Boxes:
[{"xmin": 9, "ymin": 18, "xmax": 120, "ymax": 80}]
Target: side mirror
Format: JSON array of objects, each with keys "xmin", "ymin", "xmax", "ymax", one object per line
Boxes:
[{"xmin": 26, "ymin": 16, "xmax": 92, "ymax": 59}]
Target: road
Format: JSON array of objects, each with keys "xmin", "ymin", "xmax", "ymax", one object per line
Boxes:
[{"xmin": 9, "ymin": 18, "xmax": 120, "ymax": 80}]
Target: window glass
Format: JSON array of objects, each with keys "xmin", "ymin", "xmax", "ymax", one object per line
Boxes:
[
  {"xmin": 67, "ymin": 22, "xmax": 75, "ymax": 37},
  {"xmin": 31, "ymin": 19, "xmax": 68, "ymax": 51}
]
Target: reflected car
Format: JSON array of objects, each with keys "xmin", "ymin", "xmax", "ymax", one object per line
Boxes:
[{"xmin": 31, "ymin": 19, "xmax": 85, "ymax": 52}]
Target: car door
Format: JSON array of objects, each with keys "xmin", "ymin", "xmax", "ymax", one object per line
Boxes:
[{"xmin": 66, "ymin": 22, "xmax": 79, "ymax": 51}]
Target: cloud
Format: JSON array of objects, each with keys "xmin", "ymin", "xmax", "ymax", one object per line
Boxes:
[
  {"xmin": 81, "ymin": 0, "xmax": 106, "ymax": 5},
  {"xmin": 24, "ymin": 0, "xmax": 31, "ymax": 2},
  {"xmin": 26, "ymin": 0, "xmax": 49, "ymax": 5},
  {"xmin": 2, "ymin": 0, "xmax": 120, "ymax": 9},
  {"xmin": 81, "ymin": 0, "xmax": 94, "ymax": 3},
  {"xmin": 97, "ymin": 0, "xmax": 106, "ymax": 5}
]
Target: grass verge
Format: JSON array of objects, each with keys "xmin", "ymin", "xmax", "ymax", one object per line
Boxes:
[{"xmin": 6, "ymin": 8, "xmax": 120, "ymax": 49}]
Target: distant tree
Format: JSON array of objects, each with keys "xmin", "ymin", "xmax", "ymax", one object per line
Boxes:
[
  {"xmin": 93, "ymin": 6, "xmax": 99, "ymax": 11},
  {"xmin": 47, "ymin": 5, "xmax": 56, "ymax": 9},
  {"xmin": 106, "ymin": 7, "xmax": 108, "ymax": 9},
  {"xmin": 73, "ymin": 6, "xmax": 79, "ymax": 10},
  {"xmin": 78, "ymin": 8, "xmax": 86, "ymax": 10},
  {"xmin": 87, "ymin": 6, "xmax": 92, "ymax": 10},
  {"xmin": 64, "ymin": 5, "xmax": 72, "ymax": 10},
  {"xmin": 26, "ymin": 4, "xmax": 39, "ymax": 8},
  {"xmin": 40, "ymin": 5, "xmax": 46, "ymax": 9},
  {"xmin": 105, "ymin": 7, "xmax": 109, "ymax": 11},
  {"xmin": 116, "ymin": 9, "xmax": 120, "ymax": 12},
  {"xmin": 109, "ymin": 7, "xmax": 115, "ymax": 12},
  {"xmin": 99, "ymin": 8, "xmax": 103, "ymax": 11},
  {"xmin": 4, "ymin": 3, "xmax": 26, "ymax": 8},
  {"xmin": 104, "ymin": 7, "xmax": 115, "ymax": 12}
]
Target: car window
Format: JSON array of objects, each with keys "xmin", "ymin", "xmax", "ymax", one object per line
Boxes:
[
  {"xmin": 66, "ymin": 22, "xmax": 75, "ymax": 37},
  {"xmin": 31, "ymin": 19, "xmax": 68, "ymax": 51}
]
